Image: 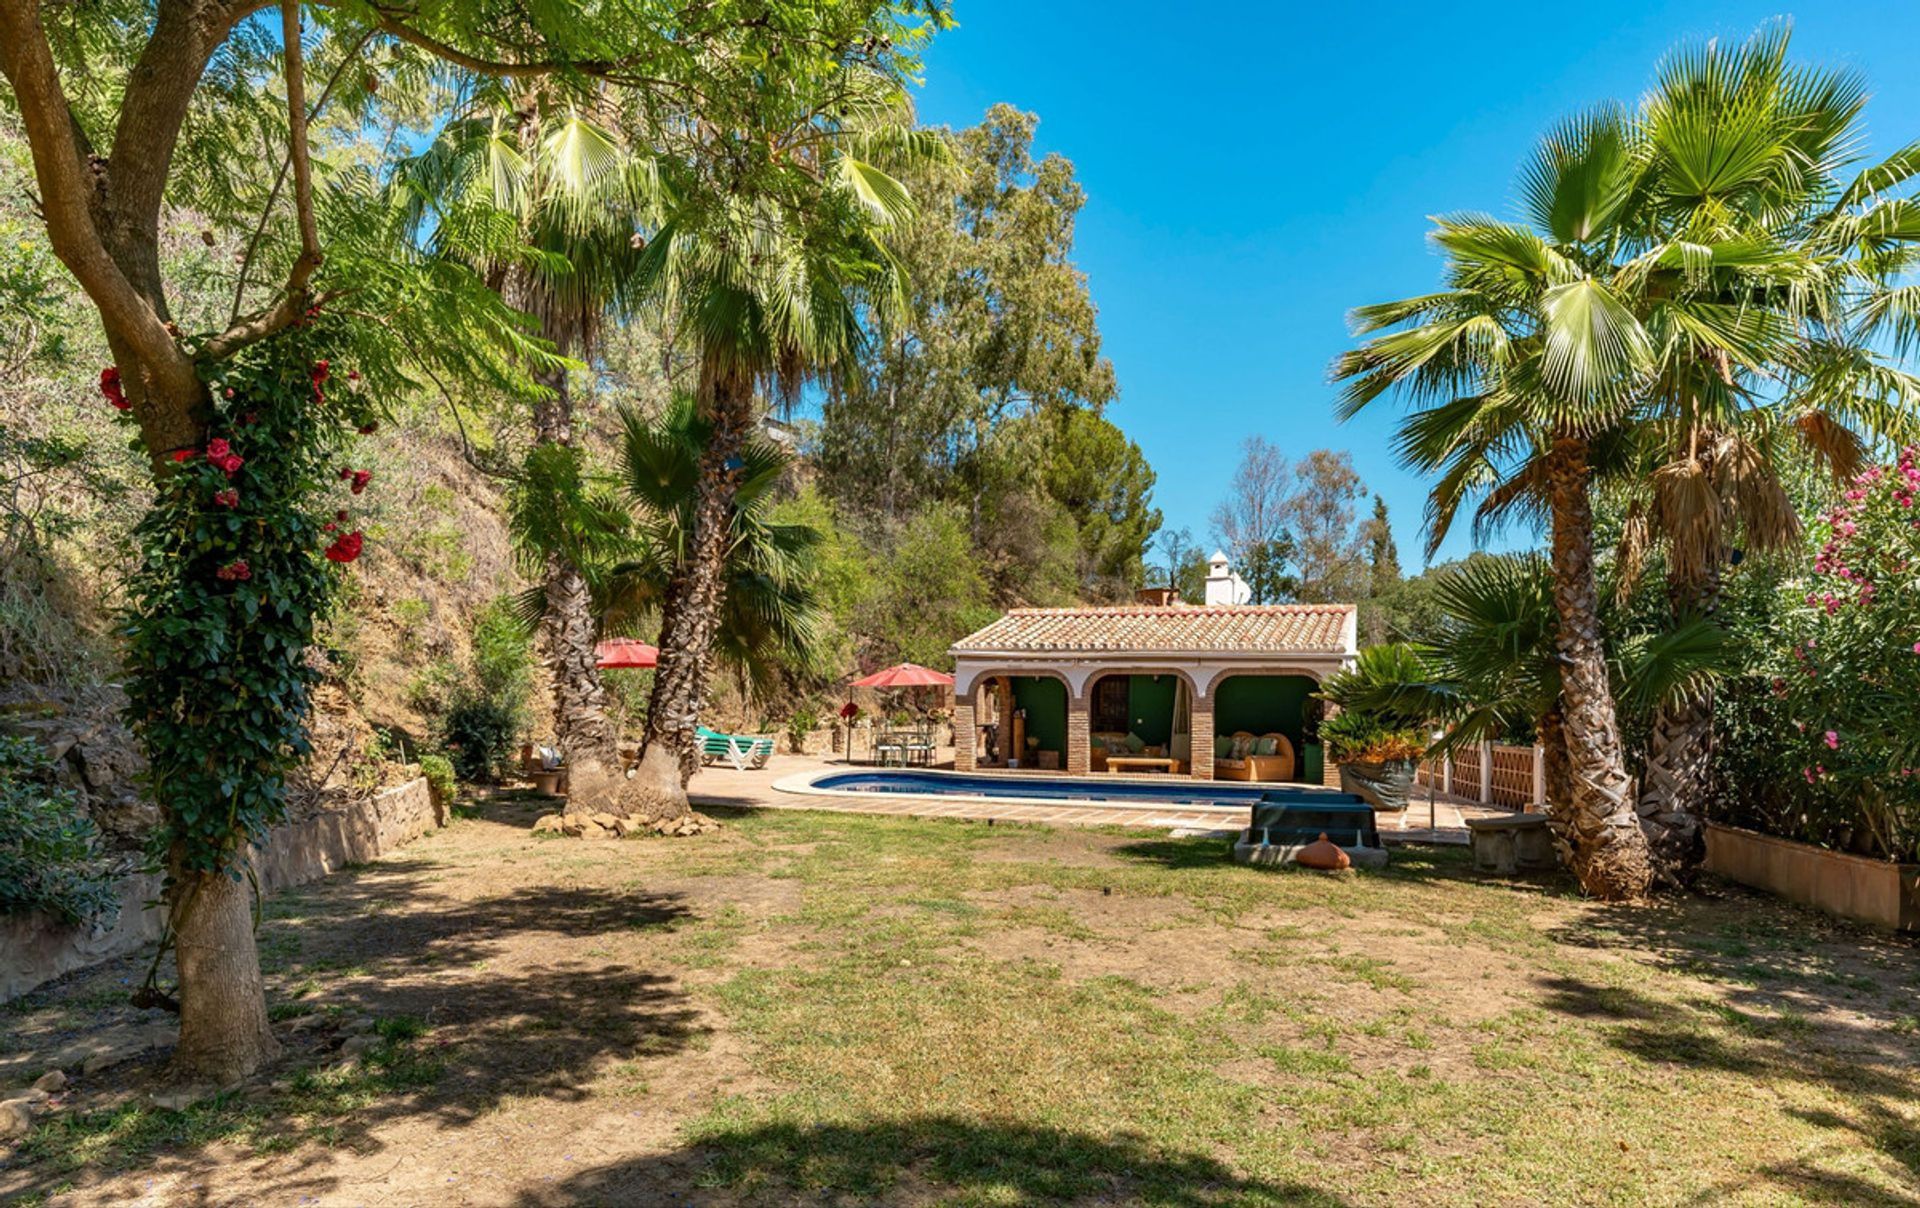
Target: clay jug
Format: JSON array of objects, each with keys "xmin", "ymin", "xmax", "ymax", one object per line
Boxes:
[{"xmin": 1295, "ymin": 832, "xmax": 1351, "ymax": 871}]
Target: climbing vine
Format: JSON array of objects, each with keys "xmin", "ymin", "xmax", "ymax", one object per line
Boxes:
[{"xmin": 119, "ymin": 318, "xmax": 380, "ymax": 876}]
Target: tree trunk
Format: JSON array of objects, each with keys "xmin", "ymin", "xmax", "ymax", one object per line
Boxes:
[
  {"xmin": 632, "ymin": 360, "xmax": 754, "ymax": 816},
  {"xmin": 544, "ymin": 552, "xmax": 627, "ymax": 811},
  {"xmin": 1536, "ymin": 700, "xmax": 1574, "ymax": 864},
  {"xmin": 510, "ymin": 256, "xmax": 628, "ymax": 814},
  {"xmin": 1545, "ymin": 435, "xmax": 1653, "ymax": 901},
  {"xmin": 1637, "ymin": 558, "xmax": 1721, "ymax": 885},
  {"xmin": 167, "ymin": 857, "xmax": 278, "ymax": 1085}
]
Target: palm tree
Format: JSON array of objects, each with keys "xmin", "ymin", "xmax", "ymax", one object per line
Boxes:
[
  {"xmin": 505, "ymin": 399, "xmax": 827, "ymax": 798},
  {"xmin": 1419, "ymin": 554, "xmax": 1734, "ymax": 852},
  {"xmin": 621, "ymin": 74, "xmax": 944, "ymax": 810},
  {"xmin": 396, "ymin": 95, "xmax": 655, "ymax": 809},
  {"xmin": 1613, "ymin": 23, "xmax": 1920, "ymax": 875},
  {"xmin": 1333, "ymin": 107, "xmax": 1660, "ymax": 900},
  {"xmin": 599, "ymin": 398, "xmax": 826, "ymax": 696}
]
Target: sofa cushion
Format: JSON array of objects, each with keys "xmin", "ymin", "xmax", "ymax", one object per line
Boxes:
[
  {"xmin": 1214, "ymin": 735, "xmax": 1233, "ymax": 759},
  {"xmin": 1125, "ymin": 732, "xmax": 1146, "ymax": 753},
  {"xmin": 1230, "ymin": 733, "xmax": 1254, "ymax": 760},
  {"xmin": 1254, "ymin": 735, "xmax": 1280, "ymax": 757}
]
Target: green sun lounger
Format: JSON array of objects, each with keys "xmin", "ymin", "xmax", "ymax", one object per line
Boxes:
[{"xmin": 696, "ymin": 726, "xmax": 775, "ymax": 771}]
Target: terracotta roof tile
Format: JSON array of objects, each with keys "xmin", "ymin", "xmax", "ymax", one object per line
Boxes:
[{"xmin": 952, "ymin": 605, "xmax": 1355, "ymax": 655}]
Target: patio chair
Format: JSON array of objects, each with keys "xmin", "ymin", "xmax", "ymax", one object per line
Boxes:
[{"xmin": 696, "ymin": 726, "xmax": 775, "ymax": 772}]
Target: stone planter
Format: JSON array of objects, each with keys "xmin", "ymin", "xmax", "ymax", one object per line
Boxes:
[
  {"xmin": 1338, "ymin": 758, "xmax": 1417, "ymax": 812},
  {"xmin": 1704, "ymin": 823, "xmax": 1919, "ymax": 932}
]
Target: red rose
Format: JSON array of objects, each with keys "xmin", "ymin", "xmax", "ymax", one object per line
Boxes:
[
  {"xmin": 170, "ymin": 449, "xmax": 195, "ymax": 463},
  {"xmin": 224, "ymin": 387, "xmax": 235, "ymax": 399},
  {"xmin": 242, "ymin": 411, "xmax": 258, "ymax": 425},
  {"xmin": 324, "ymin": 530, "xmax": 364, "ymax": 563},
  {"xmin": 99, "ymin": 367, "xmax": 131, "ymax": 411},
  {"xmin": 219, "ymin": 454, "xmax": 244, "ymax": 476},
  {"xmin": 350, "ymin": 470, "xmax": 371, "ymax": 495},
  {"xmin": 312, "ymin": 359, "xmax": 330, "ymax": 384},
  {"xmin": 214, "ymin": 489, "xmax": 239, "ymax": 508},
  {"xmin": 206, "ymin": 438, "xmax": 231, "ymax": 460},
  {"xmin": 323, "ymin": 521, "xmax": 337, "ymax": 533},
  {"xmin": 336, "ymin": 509, "xmax": 349, "ymax": 522},
  {"xmin": 347, "ymin": 369, "xmax": 360, "ymax": 383},
  {"xmin": 216, "ymin": 559, "xmax": 251, "ymax": 582},
  {"xmin": 338, "ymin": 466, "xmax": 353, "ymax": 480}
]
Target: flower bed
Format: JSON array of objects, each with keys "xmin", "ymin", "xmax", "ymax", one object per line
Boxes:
[{"xmin": 1704, "ymin": 822, "xmax": 1920, "ymax": 932}]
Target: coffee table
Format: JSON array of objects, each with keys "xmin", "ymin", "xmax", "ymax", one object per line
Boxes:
[{"xmin": 1105, "ymin": 756, "xmax": 1181, "ymax": 775}]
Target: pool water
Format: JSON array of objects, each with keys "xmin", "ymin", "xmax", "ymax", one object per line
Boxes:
[{"xmin": 808, "ymin": 769, "xmax": 1360, "ymax": 811}]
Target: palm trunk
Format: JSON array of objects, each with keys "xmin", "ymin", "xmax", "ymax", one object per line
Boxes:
[
  {"xmin": 631, "ymin": 360, "xmax": 753, "ymax": 815},
  {"xmin": 1545, "ymin": 435, "xmax": 1653, "ymax": 900},
  {"xmin": 1637, "ymin": 550, "xmax": 1721, "ymax": 884},
  {"xmin": 168, "ymin": 855, "xmax": 278, "ymax": 1085},
  {"xmin": 543, "ymin": 551, "xmax": 626, "ymax": 812},
  {"xmin": 516, "ymin": 271, "xmax": 626, "ymax": 813}
]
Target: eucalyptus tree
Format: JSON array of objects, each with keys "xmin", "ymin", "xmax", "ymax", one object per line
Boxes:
[
  {"xmin": 0, "ymin": 0, "xmax": 702, "ymax": 1083},
  {"xmin": 621, "ymin": 13, "xmax": 950, "ymax": 808},
  {"xmin": 1610, "ymin": 24, "xmax": 1920, "ymax": 875},
  {"xmin": 1334, "ymin": 107, "xmax": 1661, "ymax": 900}
]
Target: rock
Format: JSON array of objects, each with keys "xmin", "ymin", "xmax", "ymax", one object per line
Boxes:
[
  {"xmin": 0, "ymin": 1099, "xmax": 32, "ymax": 1140},
  {"xmin": 283, "ymin": 1014, "xmax": 326, "ymax": 1033},
  {"xmin": 343, "ymin": 1016, "xmax": 376, "ymax": 1035},
  {"xmin": 338, "ymin": 1035, "xmax": 378, "ymax": 1061},
  {"xmin": 31, "ymin": 1070, "xmax": 66, "ymax": 1094},
  {"xmin": 532, "ymin": 813, "xmax": 565, "ymax": 834},
  {"xmin": 72, "ymin": 1022, "xmax": 174, "ymax": 1075},
  {"xmin": 590, "ymin": 812, "xmax": 620, "ymax": 831},
  {"xmin": 149, "ymin": 1085, "xmax": 214, "ymax": 1112}
]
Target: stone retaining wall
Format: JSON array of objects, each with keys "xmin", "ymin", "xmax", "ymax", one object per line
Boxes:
[{"xmin": 1, "ymin": 776, "xmax": 444, "ymax": 1002}]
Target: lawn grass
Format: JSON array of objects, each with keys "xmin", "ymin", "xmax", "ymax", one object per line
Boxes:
[{"xmin": 3, "ymin": 800, "xmax": 1917, "ymax": 1205}]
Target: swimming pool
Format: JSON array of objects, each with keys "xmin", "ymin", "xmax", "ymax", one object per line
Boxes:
[{"xmin": 797, "ymin": 768, "xmax": 1359, "ymax": 811}]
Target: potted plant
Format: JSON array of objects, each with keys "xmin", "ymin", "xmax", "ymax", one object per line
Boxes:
[{"xmin": 1316, "ymin": 644, "xmax": 1438, "ymax": 812}]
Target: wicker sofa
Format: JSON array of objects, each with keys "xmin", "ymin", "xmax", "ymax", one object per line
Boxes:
[{"xmin": 1213, "ymin": 731, "xmax": 1296, "ymax": 782}]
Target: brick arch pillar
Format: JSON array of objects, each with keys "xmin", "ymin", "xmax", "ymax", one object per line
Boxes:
[
  {"xmin": 1190, "ymin": 696, "xmax": 1215, "ymax": 781},
  {"xmin": 1066, "ymin": 693, "xmax": 1091, "ymax": 775}
]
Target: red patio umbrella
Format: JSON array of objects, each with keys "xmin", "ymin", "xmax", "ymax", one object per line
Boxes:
[
  {"xmin": 851, "ymin": 662, "xmax": 954, "ymax": 688},
  {"xmin": 594, "ymin": 637, "xmax": 659, "ymax": 669}
]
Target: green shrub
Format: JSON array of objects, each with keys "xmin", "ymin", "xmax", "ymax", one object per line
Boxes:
[
  {"xmin": 440, "ymin": 693, "xmax": 520, "ymax": 782},
  {"xmin": 786, "ymin": 708, "xmax": 820, "ymax": 746},
  {"xmin": 405, "ymin": 657, "xmax": 462, "ymax": 717},
  {"xmin": 418, "ymin": 753, "xmax": 456, "ymax": 806},
  {"xmin": 0, "ymin": 734, "xmax": 117, "ymax": 925}
]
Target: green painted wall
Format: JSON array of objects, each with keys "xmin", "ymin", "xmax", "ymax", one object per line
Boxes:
[
  {"xmin": 1010, "ymin": 676, "xmax": 1066, "ymax": 759},
  {"xmin": 1126, "ymin": 675, "xmax": 1178, "ymax": 745},
  {"xmin": 1213, "ymin": 675, "xmax": 1316, "ymax": 761}
]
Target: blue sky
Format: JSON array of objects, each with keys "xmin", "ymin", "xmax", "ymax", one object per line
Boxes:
[{"xmin": 910, "ymin": 1, "xmax": 1920, "ymax": 569}]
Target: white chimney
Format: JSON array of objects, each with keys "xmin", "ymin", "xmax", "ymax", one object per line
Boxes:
[{"xmin": 1204, "ymin": 550, "xmax": 1251, "ymax": 606}]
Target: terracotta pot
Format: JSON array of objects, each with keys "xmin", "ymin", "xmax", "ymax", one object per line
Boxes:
[{"xmin": 1295, "ymin": 832, "xmax": 1352, "ymax": 871}]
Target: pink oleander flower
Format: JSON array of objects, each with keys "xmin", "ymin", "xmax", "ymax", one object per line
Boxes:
[{"xmin": 1824, "ymin": 731, "xmax": 1840, "ymax": 750}]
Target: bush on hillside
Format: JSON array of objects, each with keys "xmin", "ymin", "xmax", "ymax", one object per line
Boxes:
[{"xmin": 0, "ymin": 734, "xmax": 118, "ymax": 925}]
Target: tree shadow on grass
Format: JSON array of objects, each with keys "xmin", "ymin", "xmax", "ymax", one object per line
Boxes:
[
  {"xmin": 514, "ymin": 1116, "xmax": 1349, "ymax": 1206},
  {"xmin": 1, "ymin": 864, "xmax": 709, "ymax": 1205},
  {"xmin": 1533, "ymin": 965, "xmax": 1920, "ymax": 1199}
]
